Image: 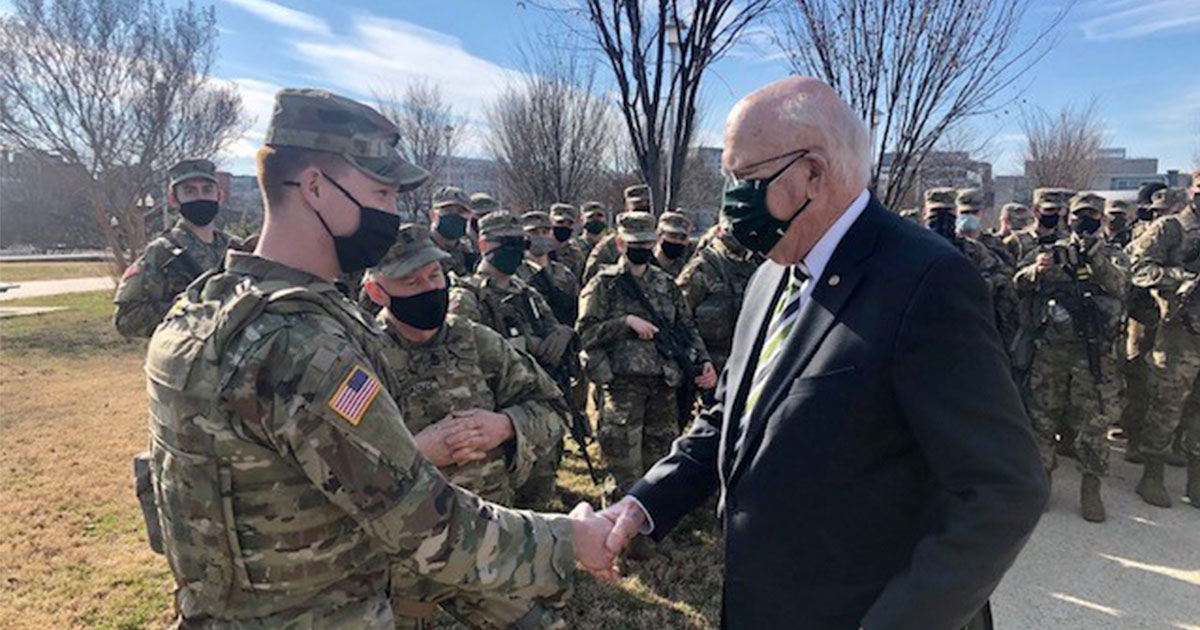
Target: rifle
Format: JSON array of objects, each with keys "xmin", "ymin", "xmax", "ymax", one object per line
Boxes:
[
  {"xmin": 526, "ymin": 264, "xmax": 577, "ymax": 325},
  {"xmin": 614, "ymin": 271, "xmax": 701, "ymax": 430},
  {"xmin": 513, "ymin": 291, "xmax": 599, "ymax": 485},
  {"xmin": 1060, "ymin": 243, "xmax": 1108, "ymax": 411}
]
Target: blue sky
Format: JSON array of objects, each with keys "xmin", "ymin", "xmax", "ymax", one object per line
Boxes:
[{"xmin": 7, "ymin": 0, "xmax": 1199, "ymax": 176}]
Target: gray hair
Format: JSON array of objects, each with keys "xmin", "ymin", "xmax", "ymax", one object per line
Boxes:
[{"xmin": 779, "ymin": 92, "xmax": 872, "ymax": 190}]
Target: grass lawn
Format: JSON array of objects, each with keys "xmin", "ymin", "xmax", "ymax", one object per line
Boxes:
[
  {"xmin": 0, "ymin": 261, "xmax": 112, "ymax": 283},
  {"xmin": 0, "ymin": 291, "xmax": 723, "ymax": 629}
]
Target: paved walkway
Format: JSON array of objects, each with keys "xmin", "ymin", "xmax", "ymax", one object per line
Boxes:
[
  {"xmin": 0, "ymin": 276, "xmax": 114, "ymax": 302},
  {"xmin": 993, "ymin": 446, "xmax": 1200, "ymax": 629}
]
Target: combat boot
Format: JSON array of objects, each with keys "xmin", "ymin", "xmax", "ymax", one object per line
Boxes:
[
  {"xmin": 1080, "ymin": 474, "xmax": 1106, "ymax": 523},
  {"xmin": 1167, "ymin": 429, "xmax": 1187, "ymax": 468},
  {"xmin": 1136, "ymin": 459, "xmax": 1172, "ymax": 508},
  {"xmin": 1187, "ymin": 457, "xmax": 1200, "ymax": 509}
]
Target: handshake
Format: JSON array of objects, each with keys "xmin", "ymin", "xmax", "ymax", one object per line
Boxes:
[{"xmin": 565, "ymin": 497, "xmax": 649, "ymax": 581}]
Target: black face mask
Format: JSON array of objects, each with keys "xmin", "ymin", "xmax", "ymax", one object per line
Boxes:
[
  {"xmin": 529, "ymin": 235, "xmax": 556, "ymax": 257},
  {"xmin": 1071, "ymin": 215, "xmax": 1101, "ymax": 236},
  {"xmin": 386, "ymin": 286, "xmax": 448, "ymax": 331},
  {"xmin": 721, "ymin": 150, "xmax": 812, "ymax": 255},
  {"xmin": 485, "ymin": 244, "xmax": 526, "ymax": 275},
  {"xmin": 625, "ymin": 246, "xmax": 653, "ymax": 265},
  {"xmin": 660, "ymin": 241, "xmax": 687, "ymax": 259},
  {"xmin": 925, "ymin": 210, "xmax": 957, "ymax": 241},
  {"xmin": 1108, "ymin": 216, "xmax": 1128, "ymax": 232},
  {"xmin": 584, "ymin": 220, "xmax": 607, "ymax": 235},
  {"xmin": 435, "ymin": 213, "xmax": 467, "ymax": 240},
  {"xmin": 1136, "ymin": 208, "xmax": 1155, "ymax": 222},
  {"xmin": 552, "ymin": 226, "xmax": 573, "ymax": 242},
  {"xmin": 179, "ymin": 199, "xmax": 219, "ymax": 227},
  {"xmin": 1038, "ymin": 213, "xmax": 1060, "ymax": 230},
  {"xmin": 292, "ymin": 172, "xmax": 400, "ymax": 274}
]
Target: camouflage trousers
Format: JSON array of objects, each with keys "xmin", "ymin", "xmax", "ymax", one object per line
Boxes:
[
  {"xmin": 596, "ymin": 375, "xmax": 678, "ymax": 498},
  {"xmin": 387, "ymin": 572, "xmax": 566, "ymax": 630},
  {"xmin": 1028, "ymin": 342, "xmax": 1124, "ymax": 476},
  {"xmin": 1140, "ymin": 322, "xmax": 1200, "ymax": 459},
  {"xmin": 1120, "ymin": 316, "xmax": 1158, "ymax": 445},
  {"xmin": 515, "ymin": 440, "xmax": 563, "ymax": 510}
]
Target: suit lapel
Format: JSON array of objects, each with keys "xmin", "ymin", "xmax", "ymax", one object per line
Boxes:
[{"xmin": 728, "ymin": 199, "xmax": 886, "ymax": 486}]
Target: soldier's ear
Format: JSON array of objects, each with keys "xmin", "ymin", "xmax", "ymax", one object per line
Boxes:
[
  {"xmin": 363, "ymin": 277, "xmax": 389, "ymax": 307},
  {"xmin": 167, "ymin": 187, "xmax": 179, "ymax": 208}
]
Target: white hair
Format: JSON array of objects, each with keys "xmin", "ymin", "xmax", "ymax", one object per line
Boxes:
[{"xmin": 779, "ymin": 91, "xmax": 872, "ymax": 190}]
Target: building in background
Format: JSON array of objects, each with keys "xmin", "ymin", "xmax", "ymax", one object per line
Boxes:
[
  {"xmin": 995, "ymin": 147, "xmax": 1189, "ymax": 205},
  {"xmin": 435, "ymin": 156, "xmax": 501, "ymax": 200}
]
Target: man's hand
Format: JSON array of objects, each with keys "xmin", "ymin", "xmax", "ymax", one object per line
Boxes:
[
  {"xmin": 413, "ymin": 421, "xmax": 488, "ymax": 468},
  {"xmin": 568, "ymin": 502, "xmax": 619, "ymax": 581},
  {"xmin": 1034, "ymin": 252, "xmax": 1053, "ymax": 273},
  {"xmin": 537, "ymin": 324, "xmax": 575, "ymax": 366},
  {"xmin": 440, "ymin": 409, "xmax": 515, "ymax": 453},
  {"xmin": 597, "ymin": 496, "xmax": 648, "ymax": 558},
  {"xmin": 695, "ymin": 361, "xmax": 717, "ymax": 390},
  {"xmin": 625, "ymin": 315, "xmax": 659, "ymax": 340}
]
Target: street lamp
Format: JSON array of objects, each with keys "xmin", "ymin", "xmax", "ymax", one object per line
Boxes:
[{"xmin": 664, "ymin": 18, "xmax": 683, "ymax": 214}]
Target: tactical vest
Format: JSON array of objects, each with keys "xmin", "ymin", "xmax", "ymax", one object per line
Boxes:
[
  {"xmin": 143, "ymin": 275, "xmax": 391, "ymax": 619},
  {"xmin": 597, "ymin": 266, "xmax": 683, "ymax": 384},
  {"xmin": 462, "ymin": 276, "xmax": 548, "ymax": 353},
  {"xmin": 691, "ymin": 250, "xmax": 751, "ymax": 347},
  {"xmin": 1154, "ymin": 211, "xmax": 1200, "ymax": 326}
]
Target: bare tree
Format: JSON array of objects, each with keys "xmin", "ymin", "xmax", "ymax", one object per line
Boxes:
[
  {"xmin": 538, "ymin": 0, "xmax": 772, "ymax": 213},
  {"xmin": 486, "ymin": 44, "xmax": 614, "ymax": 209},
  {"xmin": 1019, "ymin": 99, "xmax": 1104, "ymax": 190},
  {"xmin": 778, "ymin": 0, "xmax": 1072, "ymax": 210},
  {"xmin": 375, "ymin": 79, "xmax": 462, "ymax": 218},
  {"xmin": 0, "ymin": 0, "xmax": 244, "ymax": 269}
]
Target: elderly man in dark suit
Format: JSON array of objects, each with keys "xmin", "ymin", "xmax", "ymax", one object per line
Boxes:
[{"xmin": 587, "ymin": 77, "xmax": 1049, "ymax": 630}]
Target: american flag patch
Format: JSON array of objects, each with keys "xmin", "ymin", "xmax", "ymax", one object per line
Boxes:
[{"xmin": 328, "ymin": 365, "xmax": 382, "ymax": 426}]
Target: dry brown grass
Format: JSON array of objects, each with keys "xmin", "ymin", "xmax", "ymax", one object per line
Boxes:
[
  {"xmin": 0, "ymin": 261, "xmax": 112, "ymax": 283},
  {"xmin": 0, "ymin": 291, "xmax": 723, "ymax": 629}
]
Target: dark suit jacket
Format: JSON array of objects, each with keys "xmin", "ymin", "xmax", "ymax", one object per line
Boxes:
[{"xmin": 630, "ymin": 197, "xmax": 1048, "ymax": 630}]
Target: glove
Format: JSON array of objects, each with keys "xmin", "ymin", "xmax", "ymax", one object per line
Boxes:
[{"xmin": 536, "ymin": 325, "xmax": 575, "ymax": 366}]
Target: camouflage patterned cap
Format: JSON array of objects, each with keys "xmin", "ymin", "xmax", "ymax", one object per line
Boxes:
[
  {"xmin": 923, "ymin": 187, "xmax": 957, "ymax": 210},
  {"xmin": 168, "ymin": 158, "xmax": 218, "ymax": 189},
  {"xmin": 581, "ymin": 201, "xmax": 607, "ymax": 221},
  {"xmin": 265, "ymin": 88, "xmax": 429, "ymax": 191},
  {"xmin": 657, "ymin": 211, "xmax": 692, "ymax": 235},
  {"xmin": 581, "ymin": 201, "xmax": 607, "ymax": 213},
  {"xmin": 433, "ymin": 186, "xmax": 471, "ymax": 210},
  {"xmin": 1151, "ymin": 187, "xmax": 1186, "ymax": 210},
  {"xmin": 1137, "ymin": 181, "xmax": 1168, "ymax": 205},
  {"xmin": 618, "ymin": 211, "xmax": 657, "ymax": 243},
  {"xmin": 469, "ymin": 192, "xmax": 500, "ymax": 216},
  {"xmin": 521, "ymin": 210, "xmax": 552, "ymax": 231},
  {"xmin": 375, "ymin": 223, "xmax": 450, "ymax": 278},
  {"xmin": 1000, "ymin": 202, "xmax": 1030, "ymax": 217},
  {"xmin": 549, "ymin": 202, "xmax": 577, "ymax": 222},
  {"xmin": 624, "ymin": 184, "xmax": 651, "ymax": 211},
  {"xmin": 956, "ymin": 188, "xmax": 985, "ymax": 212},
  {"xmin": 1033, "ymin": 188, "xmax": 1074, "ymax": 210},
  {"xmin": 1069, "ymin": 192, "xmax": 1105, "ymax": 214},
  {"xmin": 478, "ymin": 211, "xmax": 525, "ymax": 239},
  {"xmin": 1104, "ymin": 198, "xmax": 1131, "ymax": 214}
]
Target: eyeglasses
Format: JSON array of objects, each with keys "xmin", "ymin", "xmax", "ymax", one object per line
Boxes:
[{"xmin": 723, "ymin": 148, "xmax": 811, "ymax": 186}]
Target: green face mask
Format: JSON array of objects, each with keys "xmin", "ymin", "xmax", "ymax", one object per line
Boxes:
[
  {"xmin": 584, "ymin": 220, "xmax": 607, "ymax": 235},
  {"xmin": 721, "ymin": 149, "xmax": 812, "ymax": 255}
]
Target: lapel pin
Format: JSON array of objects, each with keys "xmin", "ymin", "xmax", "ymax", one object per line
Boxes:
[{"xmin": 829, "ymin": 275, "xmax": 841, "ymax": 287}]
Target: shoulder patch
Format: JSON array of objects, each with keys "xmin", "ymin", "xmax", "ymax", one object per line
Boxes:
[
  {"xmin": 120, "ymin": 264, "xmax": 140, "ymax": 281},
  {"xmin": 329, "ymin": 365, "xmax": 382, "ymax": 426}
]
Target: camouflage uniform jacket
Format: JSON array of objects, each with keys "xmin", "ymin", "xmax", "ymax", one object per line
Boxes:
[
  {"xmin": 1004, "ymin": 227, "xmax": 1065, "ymax": 267},
  {"xmin": 574, "ymin": 233, "xmax": 605, "ymax": 260},
  {"xmin": 517, "ymin": 259, "xmax": 581, "ymax": 326},
  {"xmin": 582, "ymin": 234, "xmax": 620, "ymax": 283},
  {"xmin": 1128, "ymin": 208, "xmax": 1200, "ymax": 326},
  {"xmin": 113, "ymin": 221, "xmax": 231, "ymax": 338},
  {"xmin": 144, "ymin": 252, "xmax": 574, "ymax": 625},
  {"xmin": 958, "ymin": 237, "xmax": 1012, "ymax": 294},
  {"xmin": 439, "ymin": 238, "xmax": 477, "ymax": 281},
  {"xmin": 652, "ymin": 249, "xmax": 691, "ymax": 280},
  {"xmin": 676, "ymin": 237, "xmax": 759, "ymax": 368},
  {"xmin": 1014, "ymin": 234, "xmax": 1129, "ymax": 346},
  {"xmin": 577, "ymin": 260, "xmax": 709, "ymax": 387},
  {"xmin": 377, "ymin": 313, "xmax": 568, "ymax": 504},
  {"xmin": 978, "ymin": 231, "xmax": 1015, "ymax": 267},
  {"xmin": 448, "ymin": 271, "xmax": 561, "ymax": 359},
  {"xmin": 551, "ymin": 239, "xmax": 586, "ymax": 279}
]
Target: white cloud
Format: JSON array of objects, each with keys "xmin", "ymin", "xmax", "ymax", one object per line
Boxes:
[
  {"xmin": 222, "ymin": 0, "xmax": 331, "ymax": 36},
  {"xmin": 1079, "ymin": 0, "xmax": 1200, "ymax": 41}
]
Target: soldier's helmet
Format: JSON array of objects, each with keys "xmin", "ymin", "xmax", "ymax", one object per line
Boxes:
[
  {"xmin": 477, "ymin": 211, "xmax": 525, "ymax": 240},
  {"xmin": 923, "ymin": 187, "xmax": 957, "ymax": 211},
  {"xmin": 374, "ymin": 223, "xmax": 451, "ymax": 278},
  {"xmin": 469, "ymin": 192, "xmax": 500, "ymax": 217},
  {"xmin": 618, "ymin": 211, "xmax": 657, "ymax": 244},
  {"xmin": 168, "ymin": 158, "xmax": 219, "ymax": 189},
  {"xmin": 657, "ymin": 211, "xmax": 692, "ymax": 236},
  {"xmin": 955, "ymin": 188, "xmax": 985, "ymax": 214},
  {"xmin": 266, "ymin": 88, "xmax": 428, "ymax": 191}
]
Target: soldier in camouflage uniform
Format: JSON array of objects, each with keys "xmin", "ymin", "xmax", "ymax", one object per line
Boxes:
[
  {"xmin": 576, "ymin": 202, "xmax": 609, "ymax": 259},
  {"xmin": 583, "ymin": 184, "xmax": 651, "ymax": 282},
  {"xmin": 577, "ymin": 212, "xmax": 715, "ymax": 503},
  {"xmin": 360, "ymin": 224, "xmax": 574, "ymax": 627},
  {"xmin": 450, "ymin": 212, "xmax": 577, "ymax": 509},
  {"xmin": 1126, "ymin": 172, "xmax": 1200, "ymax": 509},
  {"xmin": 137, "ymin": 88, "xmax": 613, "ymax": 630},
  {"xmin": 112, "ymin": 158, "xmax": 232, "ymax": 338},
  {"xmin": 1004, "ymin": 188, "xmax": 1073, "ymax": 266},
  {"xmin": 1013, "ymin": 193, "xmax": 1128, "ymax": 522},
  {"xmin": 1131, "ymin": 182, "xmax": 1169, "ymax": 243},
  {"xmin": 1103, "ymin": 198, "xmax": 1133, "ymax": 248},
  {"xmin": 429, "ymin": 186, "xmax": 477, "ymax": 279},
  {"xmin": 519, "ymin": 211, "xmax": 581, "ymax": 327},
  {"xmin": 957, "ymin": 188, "xmax": 1009, "ymax": 265},
  {"xmin": 652, "ymin": 211, "xmax": 694, "ymax": 279},
  {"xmin": 994, "ymin": 202, "xmax": 1033, "ymax": 244},
  {"xmin": 676, "ymin": 219, "xmax": 760, "ymax": 375},
  {"xmin": 547, "ymin": 203, "xmax": 586, "ymax": 279}
]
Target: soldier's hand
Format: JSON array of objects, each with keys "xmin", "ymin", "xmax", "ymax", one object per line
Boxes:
[
  {"xmin": 442, "ymin": 409, "xmax": 516, "ymax": 453},
  {"xmin": 538, "ymin": 325, "xmax": 575, "ymax": 366},
  {"xmin": 414, "ymin": 421, "xmax": 488, "ymax": 468},
  {"xmin": 1034, "ymin": 252, "xmax": 1053, "ymax": 273},
  {"xmin": 625, "ymin": 315, "xmax": 659, "ymax": 340},
  {"xmin": 569, "ymin": 502, "xmax": 619, "ymax": 581},
  {"xmin": 695, "ymin": 361, "xmax": 717, "ymax": 389}
]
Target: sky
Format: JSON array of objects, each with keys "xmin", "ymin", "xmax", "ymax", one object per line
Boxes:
[{"xmin": 7, "ymin": 0, "xmax": 1200, "ymax": 177}]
